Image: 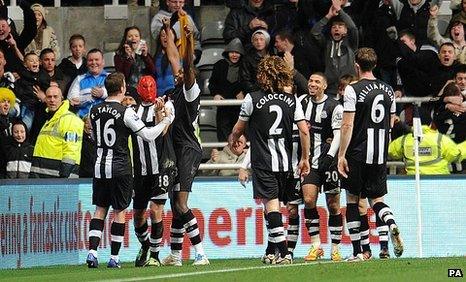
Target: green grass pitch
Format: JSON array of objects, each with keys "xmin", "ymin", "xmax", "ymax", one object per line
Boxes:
[{"xmin": 1, "ymin": 257, "xmax": 464, "ymax": 281}]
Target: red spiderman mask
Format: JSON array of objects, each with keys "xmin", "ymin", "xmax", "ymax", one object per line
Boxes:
[{"xmin": 137, "ymin": 75, "xmax": 157, "ymax": 103}]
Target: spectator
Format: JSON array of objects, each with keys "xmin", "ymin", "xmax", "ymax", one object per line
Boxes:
[
  {"xmin": 14, "ymin": 52, "xmax": 50, "ymax": 130},
  {"xmin": 205, "ymin": 134, "xmax": 248, "ymax": 176},
  {"xmin": 240, "ymin": 29, "xmax": 271, "ymax": 93},
  {"xmin": 209, "ymin": 37, "xmax": 244, "ymax": 142},
  {"xmin": 79, "ymin": 116, "xmax": 94, "ymax": 178},
  {"xmin": 390, "ymin": 0, "xmax": 431, "ymax": 46},
  {"xmin": 0, "ymin": 49, "xmax": 16, "ymax": 91},
  {"xmin": 0, "ymin": 87, "xmax": 15, "ymax": 178},
  {"xmin": 311, "ymin": 1, "xmax": 358, "ymax": 97},
  {"xmin": 154, "ymin": 28, "xmax": 176, "ymax": 96},
  {"xmin": 428, "ymin": 5, "xmax": 466, "ymax": 64},
  {"xmin": 68, "ymin": 48, "xmax": 108, "ymax": 118},
  {"xmin": 388, "ymin": 109, "xmax": 461, "ymax": 175},
  {"xmin": 449, "ymin": 0, "xmax": 466, "ymax": 26},
  {"xmin": 24, "ymin": 3, "xmax": 60, "ymax": 60},
  {"xmin": 364, "ymin": 0, "xmax": 400, "ymax": 88},
  {"xmin": 336, "ymin": 73, "xmax": 356, "ymax": 100},
  {"xmin": 429, "ymin": 42, "xmax": 458, "ymax": 98},
  {"xmin": 0, "ymin": 0, "xmax": 36, "ymax": 72},
  {"xmin": 57, "ymin": 34, "xmax": 88, "ymax": 82},
  {"xmin": 114, "ymin": 26, "xmax": 155, "ymax": 100},
  {"xmin": 434, "ymin": 81, "xmax": 466, "ymax": 143},
  {"xmin": 30, "ymin": 86, "xmax": 83, "ymax": 178},
  {"xmin": 223, "ymin": 0, "xmax": 275, "ymax": 50},
  {"xmin": 397, "ymin": 30, "xmax": 438, "ymax": 97},
  {"xmin": 40, "ymin": 48, "xmax": 70, "ymax": 95},
  {"xmin": 150, "ymin": 0, "xmax": 202, "ymax": 64},
  {"xmin": 4, "ymin": 120, "xmax": 33, "ymax": 178},
  {"xmin": 274, "ymin": 29, "xmax": 322, "ymax": 80}
]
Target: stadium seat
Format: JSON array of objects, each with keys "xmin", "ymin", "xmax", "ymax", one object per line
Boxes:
[
  {"xmin": 438, "ymin": 19, "xmax": 449, "ymax": 36},
  {"xmin": 103, "ymin": 51, "xmax": 116, "ymax": 73},
  {"xmin": 201, "ymin": 21, "xmax": 225, "ymax": 47},
  {"xmin": 199, "ymin": 107, "xmax": 217, "ymax": 128},
  {"xmin": 195, "ymin": 47, "xmax": 223, "ymax": 71},
  {"xmin": 197, "ymin": 69, "xmax": 213, "ymax": 96}
]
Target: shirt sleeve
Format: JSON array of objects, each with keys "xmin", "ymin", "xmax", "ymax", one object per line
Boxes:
[
  {"xmin": 123, "ymin": 107, "xmax": 146, "ymax": 133},
  {"xmin": 239, "ymin": 94, "xmax": 253, "ymax": 121},
  {"xmin": 343, "ymin": 85, "xmax": 357, "ymax": 112},
  {"xmin": 184, "ymin": 81, "xmax": 201, "ymax": 102},
  {"xmin": 294, "ymin": 95, "xmax": 305, "ymax": 122},
  {"xmin": 331, "ymin": 104, "xmax": 343, "ymax": 130}
]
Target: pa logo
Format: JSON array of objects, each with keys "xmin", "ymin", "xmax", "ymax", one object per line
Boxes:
[{"xmin": 448, "ymin": 269, "xmax": 463, "ymax": 278}]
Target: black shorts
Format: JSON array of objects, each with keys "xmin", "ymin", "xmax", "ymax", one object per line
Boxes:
[
  {"xmin": 341, "ymin": 158, "xmax": 387, "ymax": 199},
  {"xmin": 173, "ymin": 146, "xmax": 202, "ymax": 192},
  {"xmin": 281, "ymin": 177, "xmax": 303, "ymax": 205},
  {"xmin": 252, "ymin": 168, "xmax": 289, "ymax": 200},
  {"xmin": 302, "ymin": 165, "xmax": 341, "ymax": 194},
  {"xmin": 133, "ymin": 175, "xmax": 169, "ymax": 209},
  {"xmin": 93, "ymin": 175, "xmax": 133, "ymax": 210}
]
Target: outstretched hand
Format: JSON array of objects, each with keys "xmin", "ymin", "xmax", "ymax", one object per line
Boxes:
[{"xmin": 337, "ymin": 157, "xmax": 349, "ymax": 178}]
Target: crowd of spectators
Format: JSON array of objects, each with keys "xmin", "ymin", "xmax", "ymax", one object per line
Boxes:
[{"xmin": 1, "ymin": 0, "xmax": 466, "ymax": 179}]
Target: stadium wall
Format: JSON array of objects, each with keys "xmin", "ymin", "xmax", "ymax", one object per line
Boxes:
[{"xmin": 1, "ymin": 176, "xmax": 465, "ymax": 269}]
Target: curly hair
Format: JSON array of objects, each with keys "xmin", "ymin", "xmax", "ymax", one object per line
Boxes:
[{"xmin": 256, "ymin": 56, "xmax": 294, "ymax": 93}]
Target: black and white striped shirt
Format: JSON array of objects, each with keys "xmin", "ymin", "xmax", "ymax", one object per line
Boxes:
[{"xmin": 343, "ymin": 79, "xmax": 396, "ymax": 165}]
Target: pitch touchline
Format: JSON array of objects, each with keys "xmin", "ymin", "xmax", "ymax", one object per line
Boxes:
[{"xmin": 102, "ymin": 261, "xmax": 337, "ymax": 281}]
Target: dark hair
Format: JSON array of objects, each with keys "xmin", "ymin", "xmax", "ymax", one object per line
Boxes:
[
  {"xmin": 87, "ymin": 48, "xmax": 103, "ymax": 57},
  {"xmin": 39, "ymin": 48, "xmax": 55, "ymax": 59},
  {"xmin": 399, "ymin": 29, "xmax": 415, "ymax": 41},
  {"xmin": 311, "ymin": 72, "xmax": 327, "ymax": 83},
  {"xmin": 355, "ymin": 47, "xmax": 377, "ymax": 72},
  {"xmin": 69, "ymin": 34, "xmax": 86, "ymax": 48},
  {"xmin": 440, "ymin": 42, "xmax": 455, "ymax": 51},
  {"xmin": 105, "ymin": 72, "xmax": 125, "ymax": 96},
  {"xmin": 455, "ymin": 64, "xmax": 466, "ymax": 76},
  {"xmin": 275, "ymin": 29, "xmax": 294, "ymax": 45},
  {"xmin": 443, "ymin": 81, "xmax": 461, "ymax": 97},
  {"xmin": 11, "ymin": 119, "xmax": 29, "ymax": 142},
  {"xmin": 329, "ymin": 15, "xmax": 346, "ymax": 27},
  {"xmin": 155, "ymin": 28, "xmax": 178, "ymax": 76},
  {"xmin": 116, "ymin": 26, "xmax": 141, "ymax": 56}
]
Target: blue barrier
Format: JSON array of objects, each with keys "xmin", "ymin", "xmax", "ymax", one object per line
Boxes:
[{"xmin": 1, "ymin": 176, "xmax": 465, "ymax": 269}]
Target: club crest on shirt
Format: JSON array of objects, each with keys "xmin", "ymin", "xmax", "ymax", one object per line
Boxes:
[
  {"xmin": 132, "ymin": 113, "xmax": 140, "ymax": 121},
  {"xmin": 320, "ymin": 111, "xmax": 327, "ymax": 119}
]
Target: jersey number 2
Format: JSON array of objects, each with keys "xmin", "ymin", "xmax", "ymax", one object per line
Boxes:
[
  {"xmin": 95, "ymin": 118, "xmax": 116, "ymax": 147},
  {"xmin": 269, "ymin": 105, "xmax": 283, "ymax": 135}
]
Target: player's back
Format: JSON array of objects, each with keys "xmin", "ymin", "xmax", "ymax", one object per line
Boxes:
[
  {"xmin": 246, "ymin": 91, "xmax": 299, "ymax": 172},
  {"xmin": 90, "ymin": 100, "xmax": 132, "ymax": 178},
  {"xmin": 344, "ymin": 78, "xmax": 395, "ymax": 165}
]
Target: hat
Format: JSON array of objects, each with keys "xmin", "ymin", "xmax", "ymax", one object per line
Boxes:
[
  {"xmin": 0, "ymin": 88, "xmax": 15, "ymax": 108},
  {"xmin": 31, "ymin": 3, "xmax": 47, "ymax": 20},
  {"xmin": 137, "ymin": 76, "xmax": 158, "ymax": 103},
  {"xmin": 251, "ymin": 29, "xmax": 270, "ymax": 46},
  {"xmin": 223, "ymin": 38, "xmax": 245, "ymax": 57}
]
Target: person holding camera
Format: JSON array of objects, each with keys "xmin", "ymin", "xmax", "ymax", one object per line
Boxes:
[
  {"xmin": 0, "ymin": 0, "xmax": 37, "ymax": 72},
  {"xmin": 114, "ymin": 26, "xmax": 155, "ymax": 101}
]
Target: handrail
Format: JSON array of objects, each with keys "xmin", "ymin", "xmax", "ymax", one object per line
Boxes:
[{"xmin": 199, "ymin": 161, "xmax": 405, "ymax": 170}]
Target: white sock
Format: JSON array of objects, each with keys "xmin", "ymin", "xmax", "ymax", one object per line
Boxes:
[
  {"xmin": 171, "ymin": 250, "xmax": 182, "ymax": 258},
  {"xmin": 193, "ymin": 243, "xmax": 205, "ymax": 256},
  {"xmin": 88, "ymin": 249, "xmax": 98, "ymax": 257},
  {"xmin": 110, "ymin": 255, "xmax": 119, "ymax": 262}
]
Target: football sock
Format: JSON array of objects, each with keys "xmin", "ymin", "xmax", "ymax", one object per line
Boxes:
[
  {"xmin": 304, "ymin": 207, "xmax": 320, "ymax": 247},
  {"xmin": 329, "ymin": 213, "xmax": 343, "ymax": 246},
  {"xmin": 360, "ymin": 214, "xmax": 371, "ymax": 253},
  {"xmin": 372, "ymin": 202, "xmax": 397, "ymax": 230},
  {"xmin": 376, "ymin": 214, "xmax": 389, "ymax": 250},
  {"xmin": 110, "ymin": 222, "xmax": 125, "ymax": 256},
  {"xmin": 267, "ymin": 211, "xmax": 287, "ymax": 258},
  {"xmin": 134, "ymin": 220, "xmax": 150, "ymax": 249},
  {"xmin": 150, "ymin": 220, "xmax": 164, "ymax": 259},
  {"xmin": 170, "ymin": 217, "xmax": 184, "ymax": 257},
  {"xmin": 286, "ymin": 215, "xmax": 299, "ymax": 254},
  {"xmin": 181, "ymin": 209, "xmax": 205, "ymax": 256},
  {"xmin": 88, "ymin": 218, "xmax": 104, "ymax": 252},
  {"xmin": 264, "ymin": 211, "xmax": 275, "ymax": 255},
  {"xmin": 346, "ymin": 203, "xmax": 361, "ymax": 256}
]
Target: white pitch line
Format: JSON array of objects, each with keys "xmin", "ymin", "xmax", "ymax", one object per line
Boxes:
[{"xmin": 102, "ymin": 261, "xmax": 337, "ymax": 282}]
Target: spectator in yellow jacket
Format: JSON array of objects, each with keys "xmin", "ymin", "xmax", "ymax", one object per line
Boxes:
[
  {"xmin": 30, "ymin": 85, "xmax": 84, "ymax": 178},
  {"xmin": 388, "ymin": 113, "xmax": 461, "ymax": 175}
]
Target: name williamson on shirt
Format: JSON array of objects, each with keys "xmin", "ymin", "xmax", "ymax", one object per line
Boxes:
[
  {"xmin": 357, "ymin": 82, "xmax": 394, "ymax": 102},
  {"xmin": 256, "ymin": 93, "xmax": 295, "ymax": 109},
  {"xmin": 90, "ymin": 105, "xmax": 122, "ymax": 120}
]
